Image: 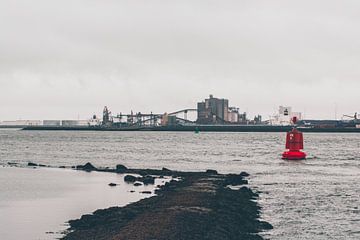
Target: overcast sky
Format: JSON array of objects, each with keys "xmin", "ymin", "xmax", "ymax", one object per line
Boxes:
[{"xmin": 1, "ymin": 0, "xmax": 359, "ymax": 120}]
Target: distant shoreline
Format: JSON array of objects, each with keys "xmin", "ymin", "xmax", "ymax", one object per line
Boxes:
[
  {"xmin": 21, "ymin": 125, "xmax": 360, "ymax": 133},
  {"xmin": 0, "ymin": 125, "xmax": 26, "ymax": 129}
]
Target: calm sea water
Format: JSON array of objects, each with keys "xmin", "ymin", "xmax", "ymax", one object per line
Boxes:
[
  {"xmin": 0, "ymin": 167, "xmax": 166, "ymax": 240},
  {"xmin": 0, "ymin": 129, "xmax": 359, "ymax": 239}
]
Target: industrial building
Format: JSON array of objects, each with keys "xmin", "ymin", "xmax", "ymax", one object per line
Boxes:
[
  {"xmin": 43, "ymin": 120, "xmax": 61, "ymax": 126},
  {"xmin": 228, "ymin": 107, "xmax": 248, "ymax": 124},
  {"xmin": 269, "ymin": 106, "xmax": 302, "ymax": 125},
  {"xmin": 0, "ymin": 120, "xmax": 42, "ymax": 126},
  {"xmin": 42, "ymin": 119, "xmax": 96, "ymax": 127},
  {"xmin": 197, "ymin": 95, "xmax": 229, "ymax": 124},
  {"xmin": 197, "ymin": 95, "xmax": 249, "ymax": 124}
]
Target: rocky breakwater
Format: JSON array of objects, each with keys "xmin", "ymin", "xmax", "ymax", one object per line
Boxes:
[{"xmin": 63, "ymin": 165, "xmax": 272, "ymax": 240}]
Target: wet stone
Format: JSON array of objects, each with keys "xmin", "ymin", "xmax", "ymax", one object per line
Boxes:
[
  {"xmin": 116, "ymin": 164, "xmax": 128, "ymax": 173},
  {"xmin": 124, "ymin": 175, "xmax": 137, "ymax": 183},
  {"xmin": 140, "ymin": 191, "xmax": 152, "ymax": 194},
  {"xmin": 141, "ymin": 176, "xmax": 155, "ymax": 185},
  {"xmin": 76, "ymin": 162, "xmax": 97, "ymax": 172},
  {"xmin": 206, "ymin": 169, "xmax": 218, "ymax": 174}
]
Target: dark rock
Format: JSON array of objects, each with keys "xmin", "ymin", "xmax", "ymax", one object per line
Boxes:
[
  {"xmin": 124, "ymin": 175, "xmax": 137, "ymax": 183},
  {"xmin": 206, "ymin": 169, "xmax": 218, "ymax": 174},
  {"xmin": 141, "ymin": 175, "xmax": 155, "ymax": 185},
  {"xmin": 116, "ymin": 164, "xmax": 128, "ymax": 173},
  {"xmin": 7, "ymin": 162, "xmax": 17, "ymax": 166},
  {"xmin": 28, "ymin": 162, "xmax": 38, "ymax": 167},
  {"xmin": 39, "ymin": 164, "xmax": 46, "ymax": 167},
  {"xmin": 83, "ymin": 162, "xmax": 97, "ymax": 171},
  {"xmin": 77, "ymin": 162, "xmax": 97, "ymax": 172},
  {"xmin": 259, "ymin": 221, "xmax": 273, "ymax": 230},
  {"xmin": 162, "ymin": 167, "xmax": 171, "ymax": 172},
  {"xmin": 239, "ymin": 186, "xmax": 259, "ymax": 198},
  {"xmin": 134, "ymin": 182, "xmax": 142, "ymax": 187},
  {"xmin": 130, "ymin": 190, "xmax": 135, "ymax": 193},
  {"xmin": 59, "ymin": 166, "xmax": 66, "ymax": 169},
  {"xmin": 141, "ymin": 191, "xmax": 152, "ymax": 194},
  {"xmin": 239, "ymin": 171, "xmax": 250, "ymax": 177},
  {"xmin": 108, "ymin": 183, "xmax": 117, "ymax": 187},
  {"xmin": 224, "ymin": 174, "xmax": 248, "ymax": 186}
]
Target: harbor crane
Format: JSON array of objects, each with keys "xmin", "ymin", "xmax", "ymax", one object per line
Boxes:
[{"xmin": 342, "ymin": 112, "xmax": 358, "ymax": 120}]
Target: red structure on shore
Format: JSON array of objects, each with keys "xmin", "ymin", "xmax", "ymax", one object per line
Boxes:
[{"xmin": 282, "ymin": 117, "xmax": 306, "ymax": 160}]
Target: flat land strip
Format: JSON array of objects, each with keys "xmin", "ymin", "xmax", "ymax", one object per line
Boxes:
[{"xmin": 62, "ymin": 166, "xmax": 272, "ymax": 240}]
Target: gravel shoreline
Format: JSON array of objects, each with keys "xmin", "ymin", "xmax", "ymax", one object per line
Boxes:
[{"xmin": 61, "ymin": 164, "xmax": 272, "ymax": 240}]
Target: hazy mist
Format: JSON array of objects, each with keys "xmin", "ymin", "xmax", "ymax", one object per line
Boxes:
[{"xmin": 1, "ymin": 0, "xmax": 360, "ymax": 120}]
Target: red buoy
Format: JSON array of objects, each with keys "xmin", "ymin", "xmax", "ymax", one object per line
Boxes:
[{"xmin": 282, "ymin": 117, "xmax": 306, "ymax": 160}]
